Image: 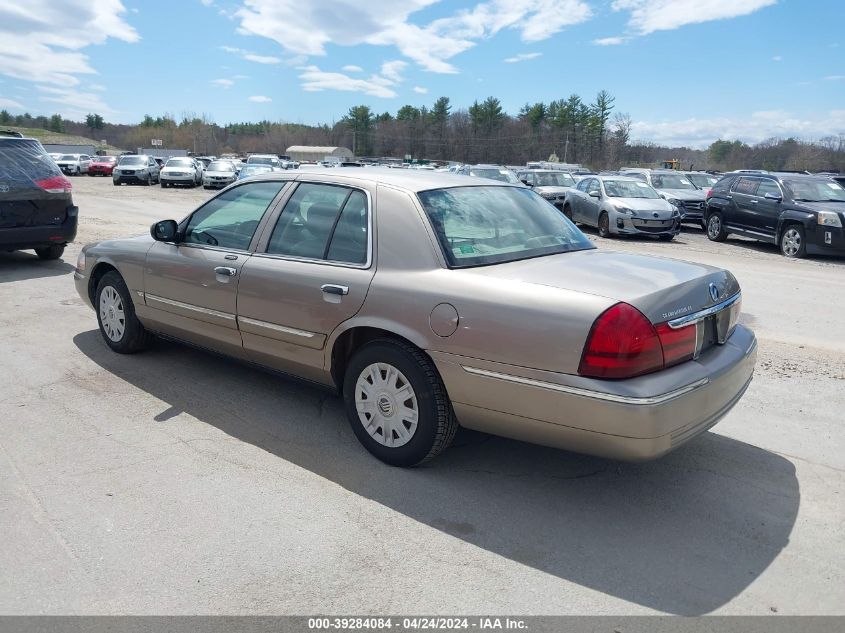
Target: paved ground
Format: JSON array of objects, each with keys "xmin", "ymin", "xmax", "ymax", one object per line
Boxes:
[{"xmin": 1, "ymin": 176, "xmax": 843, "ymax": 615}]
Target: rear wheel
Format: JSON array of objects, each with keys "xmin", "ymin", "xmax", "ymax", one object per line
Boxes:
[
  {"xmin": 35, "ymin": 245, "xmax": 64, "ymax": 260},
  {"xmin": 598, "ymin": 212, "xmax": 611, "ymax": 238},
  {"xmin": 95, "ymin": 271, "xmax": 151, "ymax": 354},
  {"xmin": 780, "ymin": 224, "xmax": 806, "ymax": 258},
  {"xmin": 706, "ymin": 212, "xmax": 728, "ymax": 242},
  {"xmin": 343, "ymin": 339, "xmax": 458, "ymax": 467}
]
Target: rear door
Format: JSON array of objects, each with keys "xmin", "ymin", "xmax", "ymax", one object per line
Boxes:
[
  {"xmin": 236, "ymin": 180, "xmax": 376, "ymax": 382},
  {"xmin": 727, "ymin": 176, "xmax": 760, "ymax": 231},
  {"xmin": 580, "ymin": 178, "xmax": 602, "ymax": 227},
  {"xmin": 142, "ymin": 180, "xmax": 287, "ymax": 354},
  {"xmin": 0, "ymin": 139, "xmax": 70, "ymax": 230}
]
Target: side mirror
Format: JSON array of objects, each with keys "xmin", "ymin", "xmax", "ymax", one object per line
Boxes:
[
  {"xmin": 520, "ymin": 178, "xmax": 532, "ymax": 186},
  {"xmin": 764, "ymin": 192, "xmax": 782, "ymax": 202},
  {"xmin": 151, "ymin": 219, "xmax": 179, "ymax": 242},
  {"xmin": 589, "ymin": 190, "xmax": 601, "ymax": 198}
]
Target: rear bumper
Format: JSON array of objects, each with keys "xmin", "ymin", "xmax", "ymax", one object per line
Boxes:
[
  {"xmin": 431, "ymin": 325, "xmax": 757, "ymax": 461},
  {"xmin": 0, "ymin": 206, "xmax": 78, "ymax": 249}
]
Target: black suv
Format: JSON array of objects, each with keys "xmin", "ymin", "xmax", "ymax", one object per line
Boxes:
[
  {"xmin": 705, "ymin": 172, "xmax": 845, "ymax": 258},
  {"xmin": 1, "ymin": 132, "xmax": 78, "ymax": 260}
]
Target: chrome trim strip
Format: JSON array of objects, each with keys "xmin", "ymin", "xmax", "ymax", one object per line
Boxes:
[
  {"xmin": 667, "ymin": 292, "xmax": 741, "ymax": 330},
  {"xmin": 145, "ymin": 294, "xmax": 236, "ymax": 321},
  {"xmin": 135, "ymin": 290, "xmax": 145, "ymax": 300},
  {"xmin": 461, "ymin": 366, "xmax": 710, "ymax": 405},
  {"xmin": 238, "ymin": 316, "xmax": 316, "ymax": 339}
]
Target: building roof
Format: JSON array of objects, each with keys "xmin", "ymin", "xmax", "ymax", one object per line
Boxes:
[{"xmin": 286, "ymin": 145, "xmax": 351, "ymax": 154}]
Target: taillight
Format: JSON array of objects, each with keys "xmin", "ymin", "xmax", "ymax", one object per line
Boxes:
[
  {"xmin": 579, "ymin": 303, "xmax": 664, "ymax": 379},
  {"xmin": 655, "ymin": 322, "xmax": 697, "ymax": 368},
  {"xmin": 35, "ymin": 175, "xmax": 72, "ymax": 193},
  {"xmin": 580, "ymin": 303, "xmax": 699, "ymax": 379}
]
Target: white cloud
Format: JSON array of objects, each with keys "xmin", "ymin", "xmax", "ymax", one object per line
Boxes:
[
  {"xmin": 234, "ymin": 0, "xmax": 591, "ymax": 74},
  {"xmin": 772, "ymin": 55, "xmax": 782, "ymax": 61},
  {"xmin": 233, "ymin": 74, "xmax": 249, "ymax": 79},
  {"xmin": 37, "ymin": 85, "xmax": 115, "ymax": 119},
  {"xmin": 211, "ymin": 78, "xmax": 235, "ymax": 87},
  {"xmin": 592, "ymin": 36, "xmax": 628, "ymax": 45},
  {"xmin": 824, "ymin": 75, "xmax": 845, "ymax": 81},
  {"xmin": 0, "ymin": 97, "xmax": 25, "ymax": 110},
  {"xmin": 413, "ymin": 86, "xmax": 428, "ymax": 94},
  {"xmin": 342, "ymin": 65, "xmax": 363, "ymax": 72},
  {"xmin": 611, "ymin": 0, "xmax": 777, "ymax": 35},
  {"xmin": 631, "ymin": 109, "xmax": 845, "ymax": 148},
  {"xmin": 0, "ymin": 0, "xmax": 138, "ymax": 88},
  {"xmin": 380, "ymin": 60, "xmax": 407, "ymax": 83},
  {"xmin": 220, "ymin": 45, "xmax": 281, "ymax": 64},
  {"xmin": 298, "ymin": 66, "xmax": 400, "ymax": 98},
  {"xmin": 248, "ymin": 95, "xmax": 272, "ymax": 102},
  {"xmin": 504, "ymin": 52, "xmax": 541, "ymax": 63}
]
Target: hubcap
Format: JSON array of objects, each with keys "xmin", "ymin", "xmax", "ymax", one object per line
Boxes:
[
  {"xmin": 783, "ymin": 228, "xmax": 801, "ymax": 256},
  {"xmin": 708, "ymin": 216, "xmax": 721, "ymax": 239},
  {"xmin": 355, "ymin": 362, "xmax": 419, "ymax": 448},
  {"xmin": 99, "ymin": 286, "xmax": 126, "ymax": 342}
]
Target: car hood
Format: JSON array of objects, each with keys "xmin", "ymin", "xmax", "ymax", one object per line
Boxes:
[
  {"xmin": 658, "ymin": 188, "xmax": 706, "ymax": 201},
  {"xmin": 205, "ymin": 170, "xmax": 236, "ymax": 176},
  {"xmin": 162, "ymin": 166, "xmax": 193, "ymax": 172},
  {"xmin": 611, "ymin": 197, "xmax": 675, "ymax": 216},
  {"xmin": 794, "ymin": 201, "xmax": 845, "ymax": 216},
  {"xmin": 468, "ymin": 249, "xmax": 739, "ymax": 324}
]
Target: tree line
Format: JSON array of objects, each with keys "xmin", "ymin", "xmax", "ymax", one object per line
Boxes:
[{"xmin": 1, "ymin": 94, "xmax": 843, "ymax": 172}]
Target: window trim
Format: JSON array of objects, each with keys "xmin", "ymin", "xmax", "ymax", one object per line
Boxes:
[
  {"xmin": 254, "ymin": 181, "xmax": 374, "ymax": 270},
  {"xmin": 730, "ymin": 176, "xmax": 760, "ymax": 196},
  {"xmin": 753, "ymin": 177, "xmax": 784, "ymax": 200}
]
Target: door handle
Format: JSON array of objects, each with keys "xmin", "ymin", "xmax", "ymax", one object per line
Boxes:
[
  {"xmin": 214, "ymin": 266, "xmax": 237, "ymax": 277},
  {"xmin": 321, "ymin": 284, "xmax": 349, "ymax": 296},
  {"xmin": 749, "ymin": 199, "xmax": 758, "ymax": 204}
]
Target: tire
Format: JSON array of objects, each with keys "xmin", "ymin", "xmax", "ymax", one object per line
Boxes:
[
  {"xmin": 161, "ymin": 182, "xmax": 167, "ymax": 188},
  {"xmin": 34, "ymin": 245, "xmax": 64, "ymax": 260},
  {"xmin": 342, "ymin": 339, "xmax": 458, "ymax": 467},
  {"xmin": 658, "ymin": 234, "xmax": 675, "ymax": 242},
  {"xmin": 598, "ymin": 212, "xmax": 611, "ymax": 238},
  {"xmin": 706, "ymin": 212, "xmax": 728, "ymax": 242},
  {"xmin": 562, "ymin": 203, "xmax": 573, "ymax": 221},
  {"xmin": 113, "ymin": 181, "xmax": 120, "ymax": 186},
  {"xmin": 95, "ymin": 271, "xmax": 151, "ymax": 354},
  {"xmin": 780, "ymin": 224, "xmax": 806, "ymax": 258}
]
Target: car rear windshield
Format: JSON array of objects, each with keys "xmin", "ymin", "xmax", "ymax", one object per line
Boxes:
[
  {"xmin": 469, "ymin": 168, "xmax": 520, "ymax": 184},
  {"xmin": 784, "ymin": 179, "xmax": 845, "ymax": 202},
  {"xmin": 417, "ymin": 186, "xmax": 594, "ymax": 268},
  {"xmin": 533, "ymin": 172, "xmax": 576, "ymax": 187},
  {"xmin": 650, "ymin": 174, "xmax": 696, "ymax": 190},
  {"xmin": 687, "ymin": 173, "xmax": 718, "ymax": 188},
  {"xmin": 0, "ymin": 139, "xmax": 61, "ymax": 183},
  {"xmin": 208, "ymin": 161, "xmax": 235, "ymax": 172},
  {"xmin": 603, "ymin": 179, "xmax": 661, "ymax": 198},
  {"xmin": 166, "ymin": 158, "xmax": 193, "ymax": 167},
  {"xmin": 119, "ymin": 156, "xmax": 146, "ymax": 165}
]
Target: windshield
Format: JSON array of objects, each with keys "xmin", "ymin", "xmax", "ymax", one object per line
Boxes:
[
  {"xmin": 469, "ymin": 168, "xmax": 520, "ymax": 184},
  {"xmin": 166, "ymin": 158, "xmax": 193, "ymax": 167},
  {"xmin": 785, "ymin": 179, "xmax": 845, "ymax": 202},
  {"xmin": 686, "ymin": 173, "xmax": 718, "ymax": 188},
  {"xmin": 650, "ymin": 174, "xmax": 696, "ymax": 190},
  {"xmin": 417, "ymin": 186, "xmax": 594, "ymax": 268},
  {"xmin": 603, "ymin": 179, "xmax": 661, "ymax": 199},
  {"xmin": 59, "ymin": 154, "xmax": 78, "ymax": 161},
  {"xmin": 119, "ymin": 156, "xmax": 146, "ymax": 165},
  {"xmin": 533, "ymin": 172, "xmax": 576, "ymax": 187},
  {"xmin": 208, "ymin": 161, "xmax": 235, "ymax": 172},
  {"xmin": 248, "ymin": 156, "xmax": 278, "ymax": 166}
]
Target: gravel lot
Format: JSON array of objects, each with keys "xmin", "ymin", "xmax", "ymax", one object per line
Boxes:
[{"xmin": 1, "ymin": 175, "xmax": 843, "ymax": 615}]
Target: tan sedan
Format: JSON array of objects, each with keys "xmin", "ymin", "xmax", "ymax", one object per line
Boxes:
[{"xmin": 74, "ymin": 170, "xmax": 756, "ymax": 466}]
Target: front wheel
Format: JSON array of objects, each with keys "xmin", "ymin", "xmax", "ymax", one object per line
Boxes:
[
  {"xmin": 780, "ymin": 224, "xmax": 806, "ymax": 258},
  {"xmin": 35, "ymin": 245, "xmax": 64, "ymax": 260},
  {"xmin": 598, "ymin": 212, "xmax": 611, "ymax": 238},
  {"xmin": 706, "ymin": 212, "xmax": 728, "ymax": 242},
  {"xmin": 658, "ymin": 234, "xmax": 675, "ymax": 242},
  {"xmin": 95, "ymin": 271, "xmax": 151, "ymax": 353},
  {"xmin": 343, "ymin": 339, "xmax": 458, "ymax": 467},
  {"xmin": 562, "ymin": 204, "xmax": 573, "ymax": 221}
]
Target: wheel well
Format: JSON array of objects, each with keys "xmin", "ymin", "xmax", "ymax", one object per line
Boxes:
[
  {"xmin": 778, "ymin": 220, "xmax": 802, "ymax": 240},
  {"xmin": 87, "ymin": 262, "xmax": 119, "ymax": 305},
  {"xmin": 330, "ymin": 327, "xmax": 422, "ymax": 391}
]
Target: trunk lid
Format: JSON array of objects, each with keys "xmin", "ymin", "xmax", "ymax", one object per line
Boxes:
[{"xmin": 467, "ymin": 249, "xmax": 740, "ymax": 324}]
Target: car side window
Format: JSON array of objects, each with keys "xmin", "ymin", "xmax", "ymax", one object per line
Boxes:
[
  {"xmin": 756, "ymin": 179, "xmax": 781, "ymax": 198},
  {"xmin": 184, "ymin": 181, "xmax": 284, "ymax": 250},
  {"xmin": 587, "ymin": 179, "xmax": 601, "ymax": 195},
  {"xmin": 576, "ymin": 178, "xmax": 589, "ymax": 192},
  {"xmin": 265, "ymin": 183, "xmax": 368, "ymax": 264},
  {"xmin": 732, "ymin": 177, "xmax": 759, "ymax": 195}
]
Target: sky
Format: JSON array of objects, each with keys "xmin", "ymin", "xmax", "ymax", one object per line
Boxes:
[{"xmin": 0, "ymin": 0, "xmax": 843, "ymax": 148}]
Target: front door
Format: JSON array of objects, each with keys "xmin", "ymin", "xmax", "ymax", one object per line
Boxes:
[
  {"xmin": 236, "ymin": 181, "xmax": 376, "ymax": 383},
  {"xmin": 749, "ymin": 178, "xmax": 782, "ymax": 240},
  {"xmin": 142, "ymin": 180, "xmax": 286, "ymax": 355}
]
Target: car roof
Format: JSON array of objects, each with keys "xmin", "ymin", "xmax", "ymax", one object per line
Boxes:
[
  {"xmin": 596, "ymin": 175, "xmax": 643, "ymax": 182},
  {"xmin": 252, "ymin": 167, "xmax": 522, "ymax": 192}
]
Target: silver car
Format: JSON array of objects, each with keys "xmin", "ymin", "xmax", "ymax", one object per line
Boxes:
[
  {"xmin": 202, "ymin": 160, "xmax": 238, "ymax": 189},
  {"xmin": 74, "ymin": 170, "xmax": 755, "ymax": 466},
  {"xmin": 517, "ymin": 169, "xmax": 578, "ymax": 216},
  {"xmin": 55, "ymin": 153, "xmax": 92, "ymax": 176},
  {"xmin": 565, "ymin": 175, "xmax": 681, "ymax": 240},
  {"xmin": 160, "ymin": 157, "xmax": 202, "ymax": 188},
  {"xmin": 622, "ymin": 169, "xmax": 708, "ymax": 226}
]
